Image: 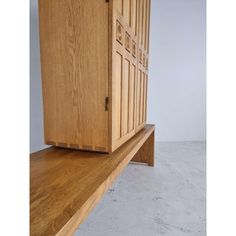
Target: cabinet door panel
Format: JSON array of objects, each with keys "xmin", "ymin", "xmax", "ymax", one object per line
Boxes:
[
  {"xmin": 116, "ymin": 0, "xmax": 123, "ymax": 14},
  {"xmin": 121, "ymin": 59, "xmax": 130, "ymax": 136},
  {"xmin": 136, "ymin": 69, "xmax": 142, "ymax": 125},
  {"xmin": 128, "ymin": 64, "xmax": 136, "ymax": 132},
  {"xmin": 143, "ymin": 74, "xmax": 148, "ymax": 122},
  {"xmin": 134, "ymin": 0, "xmax": 150, "ymax": 132},
  {"xmin": 111, "ymin": 2, "xmax": 138, "ymax": 151},
  {"xmin": 123, "ymin": 0, "xmax": 131, "ymax": 26},
  {"xmin": 139, "ymin": 71, "xmax": 144, "ymax": 125},
  {"xmin": 131, "ymin": 0, "xmax": 137, "ymax": 35},
  {"xmin": 113, "ymin": 52, "xmax": 122, "ymax": 141}
]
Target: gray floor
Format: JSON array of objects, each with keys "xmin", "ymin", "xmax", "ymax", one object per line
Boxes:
[{"xmin": 74, "ymin": 142, "xmax": 206, "ymax": 236}]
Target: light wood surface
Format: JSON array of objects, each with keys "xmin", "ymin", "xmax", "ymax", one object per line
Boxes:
[
  {"xmin": 39, "ymin": 0, "xmax": 109, "ymax": 152},
  {"xmin": 131, "ymin": 129, "xmax": 154, "ymax": 166},
  {"xmin": 111, "ymin": 0, "xmax": 151, "ymax": 151},
  {"xmin": 30, "ymin": 125, "xmax": 155, "ymax": 236},
  {"xmin": 135, "ymin": 0, "xmax": 150, "ymax": 131}
]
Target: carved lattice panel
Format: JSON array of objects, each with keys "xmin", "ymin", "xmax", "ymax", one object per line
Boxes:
[
  {"xmin": 112, "ymin": 0, "xmax": 150, "ymax": 151},
  {"xmin": 136, "ymin": 0, "xmax": 150, "ymax": 131}
]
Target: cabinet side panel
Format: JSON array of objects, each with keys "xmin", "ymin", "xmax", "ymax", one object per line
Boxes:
[{"xmin": 39, "ymin": 0, "xmax": 109, "ymax": 151}]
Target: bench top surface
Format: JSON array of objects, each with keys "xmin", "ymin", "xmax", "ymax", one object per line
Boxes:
[{"xmin": 30, "ymin": 124, "xmax": 155, "ymax": 236}]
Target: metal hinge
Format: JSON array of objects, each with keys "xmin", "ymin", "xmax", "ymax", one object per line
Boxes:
[{"xmin": 105, "ymin": 97, "xmax": 109, "ymax": 111}]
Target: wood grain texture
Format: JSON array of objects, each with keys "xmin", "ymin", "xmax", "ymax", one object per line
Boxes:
[
  {"xmin": 128, "ymin": 64, "xmax": 136, "ymax": 132},
  {"xmin": 123, "ymin": 0, "xmax": 131, "ymax": 26},
  {"xmin": 111, "ymin": 0, "xmax": 141, "ymax": 151},
  {"xmin": 30, "ymin": 124, "xmax": 155, "ymax": 236},
  {"xmin": 131, "ymin": 129, "xmax": 154, "ymax": 166},
  {"xmin": 39, "ymin": 0, "xmax": 151, "ymax": 153},
  {"xmin": 135, "ymin": 0, "xmax": 150, "ymax": 132},
  {"xmin": 116, "ymin": 0, "xmax": 123, "ymax": 14},
  {"xmin": 39, "ymin": 0, "xmax": 109, "ymax": 152},
  {"xmin": 131, "ymin": 0, "xmax": 137, "ymax": 35},
  {"xmin": 121, "ymin": 58, "xmax": 130, "ymax": 136}
]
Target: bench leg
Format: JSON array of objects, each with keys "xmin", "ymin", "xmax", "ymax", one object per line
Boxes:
[{"xmin": 131, "ymin": 130, "xmax": 155, "ymax": 166}]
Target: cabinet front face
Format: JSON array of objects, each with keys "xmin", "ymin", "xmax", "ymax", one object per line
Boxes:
[
  {"xmin": 111, "ymin": 0, "xmax": 150, "ymax": 151},
  {"xmin": 136, "ymin": 0, "xmax": 150, "ymax": 132},
  {"xmin": 39, "ymin": 0, "xmax": 109, "ymax": 152}
]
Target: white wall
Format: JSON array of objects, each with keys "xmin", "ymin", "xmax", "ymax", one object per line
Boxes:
[
  {"xmin": 147, "ymin": 0, "xmax": 206, "ymax": 141},
  {"xmin": 30, "ymin": 0, "xmax": 49, "ymax": 152},
  {"xmin": 30, "ymin": 0, "xmax": 206, "ymax": 152}
]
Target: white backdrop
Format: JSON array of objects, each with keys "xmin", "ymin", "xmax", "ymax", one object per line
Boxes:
[
  {"xmin": 147, "ymin": 0, "xmax": 206, "ymax": 141},
  {"xmin": 30, "ymin": 0, "xmax": 206, "ymax": 152}
]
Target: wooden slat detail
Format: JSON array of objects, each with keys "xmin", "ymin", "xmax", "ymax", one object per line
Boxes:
[
  {"xmin": 146, "ymin": 74, "xmax": 148, "ymax": 121},
  {"xmin": 116, "ymin": 0, "xmax": 123, "ymax": 14},
  {"xmin": 142, "ymin": 0, "xmax": 145, "ymax": 46},
  {"xmin": 136, "ymin": 69, "xmax": 141, "ymax": 126},
  {"xmin": 143, "ymin": 0, "xmax": 147, "ymax": 48},
  {"xmin": 121, "ymin": 58, "xmax": 130, "ymax": 136},
  {"xmin": 131, "ymin": 0, "xmax": 137, "ymax": 35},
  {"xmin": 123, "ymin": 0, "xmax": 131, "ymax": 26},
  {"xmin": 146, "ymin": 0, "xmax": 151, "ymax": 52},
  {"xmin": 133, "ymin": 0, "xmax": 150, "ymax": 132},
  {"xmin": 112, "ymin": 52, "xmax": 122, "ymax": 141},
  {"xmin": 144, "ymin": 0, "xmax": 148, "ymax": 50},
  {"xmin": 143, "ymin": 71, "xmax": 147, "ymax": 123},
  {"xmin": 128, "ymin": 64, "xmax": 136, "ymax": 132},
  {"xmin": 139, "ymin": 49, "xmax": 142, "ymax": 64},
  {"xmin": 138, "ymin": 0, "xmax": 143, "ymax": 43},
  {"xmin": 139, "ymin": 71, "xmax": 143, "ymax": 125},
  {"xmin": 143, "ymin": 74, "xmax": 147, "ymax": 122}
]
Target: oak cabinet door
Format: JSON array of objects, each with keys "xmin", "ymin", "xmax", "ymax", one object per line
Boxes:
[
  {"xmin": 136, "ymin": 0, "xmax": 150, "ymax": 132},
  {"xmin": 111, "ymin": 0, "xmax": 138, "ymax": 151},
  {"xmin": 111, "ymin": 0, "xmax": 150, "ymax": 151}
]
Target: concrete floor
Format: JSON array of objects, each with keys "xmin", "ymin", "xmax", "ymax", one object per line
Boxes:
[{"xmin": 74, "ymin": 142, "xmax": 206, "ymax": 236}]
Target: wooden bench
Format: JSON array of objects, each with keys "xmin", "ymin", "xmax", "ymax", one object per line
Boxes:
[{"xmin": 30, "ymin": 124, "xmax": 155, "ymax": 236}]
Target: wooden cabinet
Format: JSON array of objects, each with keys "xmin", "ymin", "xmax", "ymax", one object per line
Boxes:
[{"xmin": 39, "ymin": 0, "xmax": 151, "ymax": 153}]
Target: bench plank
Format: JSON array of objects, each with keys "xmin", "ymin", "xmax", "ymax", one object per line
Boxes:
[{"xmin": 30, "ymin": 124, "xmax": 155, "ymax": 236}]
